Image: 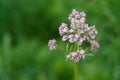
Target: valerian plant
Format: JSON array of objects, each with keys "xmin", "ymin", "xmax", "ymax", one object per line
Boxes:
[{"xmin": 48, "ymin": 9, "xmax": 100, "ymax": 80}]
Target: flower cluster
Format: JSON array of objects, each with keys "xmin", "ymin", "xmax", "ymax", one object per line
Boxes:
[
  {"xmin": 48, "ymin": 9, "xmax": 100, "ymax": 62},
  {"xmin": 66, "ymin": 50, "xmax": 85, "ymax": 62},
  {"xmin": 48, "ymin": 39, "xmax": 56, "ymax": 50}
]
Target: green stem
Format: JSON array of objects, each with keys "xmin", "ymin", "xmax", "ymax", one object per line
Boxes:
[{"xmin": 74, "ymin": 62, "xmax": 78, "ymax": 80}]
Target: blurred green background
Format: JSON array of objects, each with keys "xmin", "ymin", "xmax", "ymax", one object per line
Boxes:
[{"xmin": 0, "ymin": 0, "xmax": 120, "ymax": 80}]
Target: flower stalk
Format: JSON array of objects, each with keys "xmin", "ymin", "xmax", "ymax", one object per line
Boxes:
[{"xmin": 74, "ymin": 62, "xmax": 78, "ymax": 80}]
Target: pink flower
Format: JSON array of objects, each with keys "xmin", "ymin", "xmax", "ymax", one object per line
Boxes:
[
  {"xmin": 90, "ymin": 40, "xmax": 100, "ymax": 51},
  {"xmin": 59, "ymin": 23, "xmax": 68, "ymax": 36},
  {"xmin": 79, "ymin": 17, "xmax": 85, "ymax": 23},
  {"xmin": 80, "ymin": 11, "xmax": 86, "ymax": 17},
  {"xmin": 70, "ymin": 22, "xmax": 76, "ymax": 29},
  {"xmin": 66, "ymin": 52, "xmax": 80, "ymax": 62},
  {"xmin": 49, "ymin": 9, "xmax": 100, "ymax": 62},
  {"xmin": 68, "ymin": 34, "xmax": 79, "ymax": 43},
  {"xmin": 68, "ymin": 34, "xmax": 75, "ymax": 43},
  {"xmin": 79, "ymin": 50, "xmax": 85, "ymax": 59},
  {"xmin": 66, "ymin": 49, "xmax": 85, "ymax": 62},
  {"xmin": 77, "ymin": 38, "xmax": 84, "ymax": 45},
  {"xmin": 83, "ymin": 24, "xmax": 89, "ymax": 33},
  {"xmin": 69, "ymin": 29, "xmax": 74, "ymax": 33},
  {"xmin": 48, "ymin": 39, "xmax": 57, "ymax": 50},
  {"xmin": 68, "ymin": 9, "xmax": 80, "ymax": 21},
  {"xmin": 89, "ymin": 26, "xmax": 98, "ymax": 39},
  {"xmin": 62, "ymin": 35, "xmax": 68, "ymax": 41}
]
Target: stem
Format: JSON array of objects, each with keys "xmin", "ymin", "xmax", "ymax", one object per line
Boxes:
[{"xmin": 74, "ymin": 62, "xmax": 78, "ymax": 80}]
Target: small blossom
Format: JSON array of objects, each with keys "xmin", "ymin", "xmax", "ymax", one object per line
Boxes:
[
  {"xmin": 79, "ymin": 17, "xmax": 85, "ymax": 23},
  {"xmin": 77, "ymin": 38, "xmax": 84, "ymax": 45},
  {"xmin": 68, "ymin": 34, "xmax": 79, "ymax": 43},
  {"xmin": 68, "ymin": 34, "xmax": 75, "ymax": 43},
  {"xmin": 88, "ymin": 26, "xmax": 98, "ymax": 39},
  {"xmin": 68, "ymin": 9, "xmax": 80, "ymax": 21},
  {"xmin": 66, "ymin": 52, "xmax": 80, "ymax": 62},
  {"xmin": 90, "ymin": 40, "xmax": 100, "ymax": 51},
  {"xmin": 80, "ymin": 11, "xmax": 86, "ymax": 17},
  {"xmin": 67, "ymin": 49, "xmax": 85, "ymax": 62},
  {"xmin": 83, "ymin": 24, "xmax": 89, "ymax": 33},
  {"xmin": 59, "ymin": 23, "xmax": 68, "ymax": 36},
  {"xmin": 62, "ymin": 35, "xmax": 68, "ymax": 41},
  {"xmin": 75, "ymin": 34, "xmax": 79, "ymax": 40},
  {"xmin": 69, "ymin": 29, "xmax": 74, "ymax": 33},
  {"xmin": 79, "ymin": 49, "xmax": 85, "ymax": 59},
  {"xmin": 48, "ymin": 39, "xmax": 57, "ymax": 50},
  {"xmin": 77, "ymin": 29, "xmax": 84, "ymax": 34},
  {"xmin": 70, "ymin": 23, "xmax": 76, "ymax": 29}
]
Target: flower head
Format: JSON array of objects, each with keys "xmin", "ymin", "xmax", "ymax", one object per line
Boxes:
[{"xmin": 49, "ymin": 9, "xmax": 100, "ymax": 62}]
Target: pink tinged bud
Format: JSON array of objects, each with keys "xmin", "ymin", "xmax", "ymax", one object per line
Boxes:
[
  {"xmin": 83, "ymin": 24, "xmax": 89, "ymax": 32},
  {"xmin": 75, "ymin": 14, "xmax": 80, "ymax": 19},
  {"xmin": 68, "ymin": 34, "xmax": 79, "ymax": 43},
  {"xmin": 68, "ymin": 14, "xmax": 73, "ymax": 21},
  {"xmin": 80, "ymin": 49, "xmax": 85, "ymax": 54},
  {"xmin": 68, "ymin": 9, "xmax": 80, "ymax": 21},
  {"xmin": 90, "ymin": 26, "xmax": 98, "ymax": 35},
  {"xmin": 90, "ymin": 40, "xmax": 100, "ymax": 51},
  {"xmin": 63, "ymin": 28, "xmax": 68, "ymax": 32},
  {"xmin": 69, "ymin": 29, "xmax": 74, "ymax": 33},
  {"xmin": 84, "ymin": 28, "xmax": 89, "ymax": 33},
  {"xmin": 80, "ymin": 11, "xmax": 86, "ymax": 17},
  {"xmin": 78, "ymin": 29, "xmax": 84, "ymax": 34},
  {"xmin": 80, "ymin": 17, "xmax": 85, "ymax": 23},
  {"xmin": 48, "ymin": 39, "xmax": 57, "ymax": 50},
  {"xmin": 72, "ymin": 9, "xmax": 80, "ymax": 17},
  {"xmin": 75, "ymin": 34, "xmax": 79, "ymax": 38},
  {"xmin": 62, "ymin": 35, "xmax": 68, "ymax": 41},
  {"xmin": 77, "ymin": 38, "xmax": 84, "ymax": 45},
  {"xmin": 88, "ymin": 26, "xmax": 98, "ymax": 39},
  {"xmin": 68, "ymin": 34, "xmax": 74, "ymax": 38},
  {"xmin": 67, "ymin": 50, "xmax": 85, "ymax": 62},
  {"xmin": 68, "ymin": 34, "xmax": 75, "ymax": 43},
  {"xmin": 70, "ymin": 23, "xmax": 76, "ymax": 29},
  {"xmin": 79, "ymin": 49, "xmax": 85, "ymax": 59},
  {"xmin": 66, "ymin": 52, "xmax": 80, "ymax": 62},
  {"xmin": 74, "ymin": 34, "xmax": 79, "ymax": 41},
  {"xmin": 71, "ymin": 18, "xmax": 75, "ymax": 23},
  {"xmin": 69, "ymin": 39, "xmax": 74, "ymax": 43},
  {"xmin": 89, "ymin": 32, "xmax": 95, "ymax": 39}
]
